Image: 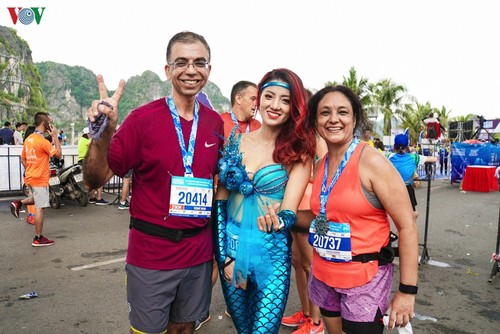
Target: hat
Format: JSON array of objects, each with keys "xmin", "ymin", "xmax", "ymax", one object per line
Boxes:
[
  {"xmin": 394, "ymin": 134, "xmax": 409, "ymax": 148},
  {"xmin": 82, "ymin": 127, "xmax": 90, "ymax": 135}
]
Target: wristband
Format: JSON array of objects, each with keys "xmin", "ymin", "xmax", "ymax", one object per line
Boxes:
[
  {"xmin": 275, "ymin": 209, "xmax": 297, "ymax": 232},
  {"xmin": 399, "ymin": 283, "xmax": 418, "ymax": 295}
]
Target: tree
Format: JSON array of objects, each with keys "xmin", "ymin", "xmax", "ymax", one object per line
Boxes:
[
  {"xmin": 433, "ymin": 105, "xmax": 451, "ymax": 130},
  {"xmin": 341, "ymin": 66, "xmax": 371, "ymax": 106},
  {"xmin": 399, "ymin": 104, "xmax": 422, "ymax": 145},
  {"xmin": 401, "ymin": 101, "xmax": 433, "ymax": 143},
  {"xmin": 369, "ymin": 79, "xmax": 408, "ymax": 136},
  {"xmin": 450, "ymin": 114, "xmax": 475, "ymax": 122}
]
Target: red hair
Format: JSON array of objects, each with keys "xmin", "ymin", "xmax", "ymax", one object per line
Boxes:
[{"xmin": 257, "ymin": 68, "xmax": 316, "ymax": 165}]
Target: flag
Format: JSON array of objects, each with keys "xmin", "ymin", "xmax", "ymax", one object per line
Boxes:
[{"xmin": 196, "ymin": 91, "xmax": 214, "ymax": 109}]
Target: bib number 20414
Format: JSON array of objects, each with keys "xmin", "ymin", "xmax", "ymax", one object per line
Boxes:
[{"xmin": 178, "ymin": 191, "xmax": 208, "ymax": 206}]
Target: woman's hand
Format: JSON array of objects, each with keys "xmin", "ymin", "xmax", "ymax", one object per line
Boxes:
[
  {"xmin": 257, "ymin": 202, "xmax": 281, "ymax": 232},
  {"xmin": 223, "ymin": 258, "xmax": 235, "ymax": 283}
]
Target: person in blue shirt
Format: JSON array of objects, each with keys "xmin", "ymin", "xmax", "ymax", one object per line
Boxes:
[
  {"xmin": 438, "ymin": 144, "xmax": 449, "ymax": 175},
  {"xmin": 386, "ymin": 134, "xmax": 437, "ymax": 219},
  {"xmin": 0, "ymin": 121, "xmax": 14, "ymax": 145}
]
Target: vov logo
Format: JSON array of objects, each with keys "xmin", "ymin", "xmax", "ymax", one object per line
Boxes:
[{"xmin": 7, "ymin": 7, "xmax": 46, "ymax": 25}]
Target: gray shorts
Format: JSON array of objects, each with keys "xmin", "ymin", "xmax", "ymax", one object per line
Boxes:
[
  {"xmin": 29, "ymin": 186, "xmax": 50, "ymax": 209},
  {"xmin": 126, "ymin": 261, "xmax": 212, "ymax": 333},
  {"xmin": 124, "ymin": 169, "xmax": 133, "ymax": 178}
]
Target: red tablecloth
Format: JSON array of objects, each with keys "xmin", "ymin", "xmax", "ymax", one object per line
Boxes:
[{"xmin": 462, "ymin": 165, "xmax": 499, "ymax": 192}]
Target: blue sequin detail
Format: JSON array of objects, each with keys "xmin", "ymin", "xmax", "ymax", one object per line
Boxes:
[{"xmin": 218, "ymin": 133, "xmax": 288, "ymax": 196}]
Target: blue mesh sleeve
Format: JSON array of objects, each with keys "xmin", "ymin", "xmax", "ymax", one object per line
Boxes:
[
  {"xmin": 213, "ymin": 200, "xmax": 228, "ymax": 265},
  {"xmin": 276, "ymin": 209, "xmax": 297, "ymax": 232}
]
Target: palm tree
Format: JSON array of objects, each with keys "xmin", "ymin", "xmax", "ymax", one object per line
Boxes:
[
  {"xmin": 400, "ymin": 104, "xmax": 423, "ymax": 145},
  {"xmin": 449, "ymin": 114, "xmax": 475, "ymax": 122},
  {"xmin": 341, "ymin": 66, "xmax": 371, "ymax": 106},
  {"xmin": 324, "ymin": 66, "xmax": 371, "ymax": 106},
  {"xmin": 433, "ymin": 105, "xmax": 452, "ymax": 130},
  {"xmin": 368, "ymin": 79, "xmax": 408, "ymax": 136}
]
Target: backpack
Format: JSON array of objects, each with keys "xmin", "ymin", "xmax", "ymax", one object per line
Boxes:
[{"xmin": 427, "ymin": 122, "xmax": 437, "ymax": 139}]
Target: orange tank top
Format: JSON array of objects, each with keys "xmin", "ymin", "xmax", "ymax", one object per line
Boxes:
[{"xmin": 310, "ymin": 142, "xmax": 390, "ymax": 288}]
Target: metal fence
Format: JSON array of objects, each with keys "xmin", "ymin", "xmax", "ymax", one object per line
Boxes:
[
  {"xmin": 2, "ymin": 143, "xmax": 450, "ymax": 197},
  {"xmin": 0, "ymin": 145, "xmax": 123, "ymax": 199}
]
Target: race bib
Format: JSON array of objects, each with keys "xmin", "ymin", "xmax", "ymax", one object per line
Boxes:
[
  {"xmin": 226, "ymin": 222, "xmax": 239, "ymax": 259},
  {"xmin": 169, "ymin": 176, "xmax": 213, "ymax": 218},
  {"xmin": 309, "ymin": 220, "xmax": 352, "ymax": 262}
]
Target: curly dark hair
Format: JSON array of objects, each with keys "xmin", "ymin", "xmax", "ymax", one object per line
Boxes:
[{"xmin": 307, "ymin": 85, "xmax": 369, "ymax": 137}]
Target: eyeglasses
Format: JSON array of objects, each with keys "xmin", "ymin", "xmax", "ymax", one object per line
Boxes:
[{"xmin": 168, "ymin": 60, "xmax": 209, "ymax": 70}]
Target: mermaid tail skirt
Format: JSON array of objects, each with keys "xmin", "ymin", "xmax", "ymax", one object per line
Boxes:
[{"xmin": 220, "ymin": 233, "xmax": 291, "ymax": 334}]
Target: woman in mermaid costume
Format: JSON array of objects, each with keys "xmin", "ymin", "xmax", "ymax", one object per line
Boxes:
[{"xmin": 214, "ymin": 68, "xmax": 317, "ymax": 334}]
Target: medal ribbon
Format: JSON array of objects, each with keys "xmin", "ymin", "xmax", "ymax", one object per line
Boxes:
[
  {"xmin": 319, "ymin": 139, "xmax": 360, "ymax": 217},
  {"xmin": 229, "ymin": 110, "xmax": 250, "ymax": 133},
  {"xmin": 167, "ymin": 96, "xmax": 199, "ymax": 176}
]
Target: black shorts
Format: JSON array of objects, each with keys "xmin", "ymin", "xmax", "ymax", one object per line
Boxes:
[{"xmin": 406, "ymin": 184, "xmax": 417, "ymax": 211}]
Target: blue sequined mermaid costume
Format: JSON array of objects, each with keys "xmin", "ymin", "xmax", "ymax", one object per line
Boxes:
[{"xmin": 215, "ymin": 133, "xmax": 292, "ymax": 334}]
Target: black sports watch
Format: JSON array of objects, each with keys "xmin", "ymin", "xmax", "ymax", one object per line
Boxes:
[{"xmin": 399, "ymin": 283, "xmax": 418, "ymax": 295}]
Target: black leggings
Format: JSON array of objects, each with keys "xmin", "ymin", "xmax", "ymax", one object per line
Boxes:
[
  {"xmin": 320, "ymin": 307, "xmax": 384, "ymax": 334},
  {"xmin": 440, "ymin": 158, "xmax": 448, "ymax": 174}
]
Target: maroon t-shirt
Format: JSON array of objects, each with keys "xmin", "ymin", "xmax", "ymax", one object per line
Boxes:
[{"xmin": 109, "ymin": 98, "xmax": 224, "ymax": 270}]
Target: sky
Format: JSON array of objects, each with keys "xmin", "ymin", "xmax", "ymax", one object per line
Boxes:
[{"xmin": 1, "ymin": 0, "xmax": 499, "ymax": 120}]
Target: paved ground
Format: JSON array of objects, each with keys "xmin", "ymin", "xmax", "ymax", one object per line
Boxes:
[{"xmin": 0, "ymin": 178, "xmax": 499, "ymax": 334}]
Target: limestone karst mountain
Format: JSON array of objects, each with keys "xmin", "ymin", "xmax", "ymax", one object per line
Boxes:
[{"xmin": 0, "ymin": 25, "xmax": 230, "ymax": 134}]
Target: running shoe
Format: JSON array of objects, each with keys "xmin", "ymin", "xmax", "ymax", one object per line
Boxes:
[
  {"xmin": 32, "ymin": 235, "xmax": 55, "ymax": 247},
  {"xmin": 291, "ymin": 318, "xmax": 324, "ymax": 334},
  {"xmin": 10, "ymin": 200, "xmax": 21, "ymax": 218},
  {"xmin": 194, "ymin": 313, "xmax": 211, "ymax": 331},
  {"xmin": 88, "ymin": 197, "xmax": 97, "ymax": 204},
  {"xmin": 95, "ymin": 198, "xmax": 110, "ymax": 206},
  {"xmin": 118, "ymin": 200, "xmax": 129, "ymax": 210},
  {"xmin": 282, "ymin": 310, "xmax": 308, "ymax": 328}
]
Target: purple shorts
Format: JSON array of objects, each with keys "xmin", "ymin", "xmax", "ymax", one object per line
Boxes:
[{"xmin": 308, "ymin": 264, "xmax": 393, "ymax": 322}]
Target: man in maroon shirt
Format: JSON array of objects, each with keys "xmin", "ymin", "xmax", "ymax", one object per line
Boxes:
[{"xmin": 83, "ymin": 31, "xmax": 223, "ymax": 334}]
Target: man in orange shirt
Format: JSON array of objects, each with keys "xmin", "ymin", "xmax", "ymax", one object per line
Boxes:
[
  {"xmin": 11, "ymin": 112, "xmax": 62, "ymax": 247},
  {"xmin": 220, "ymin": 80, "xmax": 260, "ymax": 138}
]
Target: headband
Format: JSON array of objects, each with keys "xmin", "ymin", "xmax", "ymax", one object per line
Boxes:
[{"xmin": 260, "ymin": 81, "xmax": 290, "ymax": 91}]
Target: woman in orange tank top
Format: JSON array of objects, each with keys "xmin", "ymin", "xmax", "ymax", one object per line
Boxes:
[{"xmin": 305, "ymin": 86, "xmax": 419, "ymax": 334}]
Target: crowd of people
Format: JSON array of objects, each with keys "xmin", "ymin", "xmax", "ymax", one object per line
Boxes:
[
  {"xmin": 9, "ymin": 120, "xmax": 132, "ymax": 242},
  {"xmin": 0, "ymin": 120, "xmax": 72, "ymax": 146},
  {"xmin": 7, "ymin": 30, "xmax": 425, "ymax": 334},
  {"xmin": 0, "ymin": 121, "xmax": 28, "ymax": 145}
]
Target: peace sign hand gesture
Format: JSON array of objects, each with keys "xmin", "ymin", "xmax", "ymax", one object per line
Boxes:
[{"xmin": 86, "ymin": 75, "xmax": 125, "ymax": 138}]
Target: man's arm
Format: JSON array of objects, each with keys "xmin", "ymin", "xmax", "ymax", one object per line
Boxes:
[
  {"xmin": 82, "ymin": 75, "xmax": 125, "ymax": 190},
  {"xmin": 83, "ymin": 123, "xmax": 116, "ymax": 190},
  {"xmin": 49, "ymin": 125, "xmax": 62, "ymax": 159}
]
